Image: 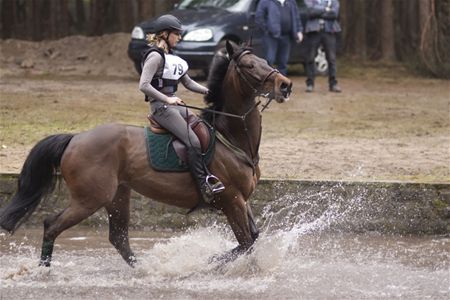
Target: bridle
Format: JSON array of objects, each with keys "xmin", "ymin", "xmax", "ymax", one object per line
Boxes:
[
  {"xmin": 227, "ymin": 49, "xmax": 284, "ymax": 172},
  {"xmin": 181, "ymin": 50, "xmax": 286, "ymax": 173},
  {"xmin": 232, "ymin": 50, "xmax": 292, "ymax": 112},
  {"xmin": 232, "ymin": 50, "xmax": 280, "ymax": 99}
]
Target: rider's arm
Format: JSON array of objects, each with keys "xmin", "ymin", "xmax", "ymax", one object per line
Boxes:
[
  {"xmin": 180, "ymin": 74, "xmax": 209, "ymax": 95},
  {"xmin": 139, "ymin": 52, "xmax": 173, "ymax": 103}
]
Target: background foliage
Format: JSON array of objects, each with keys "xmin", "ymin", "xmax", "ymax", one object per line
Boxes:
[{"xmin": 1, "ymin": 0, "xmax": 449, "ymax": 77}]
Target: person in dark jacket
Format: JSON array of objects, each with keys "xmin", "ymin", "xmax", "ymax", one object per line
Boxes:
[
  {"xmin": 304, "ymin": 0, "xmax": 342, "ymax": 92},
  {"xmin": 255, "ymin": 0, "xmax": 303, "ymax": 76},
  {"xmin": 139, "ymin": 14, "xmax": 225, "ymax": 204}
]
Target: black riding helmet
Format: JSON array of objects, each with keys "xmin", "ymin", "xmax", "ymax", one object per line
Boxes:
[{"xmin": 151, "ymin": 14, "xmax": 183, "ymax": 33}]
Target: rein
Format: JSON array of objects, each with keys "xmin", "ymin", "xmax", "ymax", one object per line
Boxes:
[
  {"xmin": 179, "ymin": 101, "xmax": 260, "ymax": 120},
  {"xmin": 179, "ymin": 101, "xmax": 261, "ymax": 173}
]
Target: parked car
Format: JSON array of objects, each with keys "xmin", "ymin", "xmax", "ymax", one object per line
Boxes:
[{"xmin": 127, "ymin": 0, "xmax": 328, "ymax": 76}]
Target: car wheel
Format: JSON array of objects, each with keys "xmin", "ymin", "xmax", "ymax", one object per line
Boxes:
[{"xmin": 314, "ymin": 46, "xmax": 328, "ymax": 76}]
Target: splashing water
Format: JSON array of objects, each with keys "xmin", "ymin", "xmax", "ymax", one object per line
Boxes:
[{"xmin": 1, "ymin": 190, "xmax": 448, "ymax": 299}]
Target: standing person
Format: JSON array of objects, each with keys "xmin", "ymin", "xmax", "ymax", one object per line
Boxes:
[
  {"xmin": 139, "ymin": 14, "xmax": 225, "ymax": 204},
  {"xmin": 304, "ymin": 0, "xmax": 342, "ymax": 92},
  {"xmin": 255, "ymin": 0, "xmax": 304, "ymax": 76}
]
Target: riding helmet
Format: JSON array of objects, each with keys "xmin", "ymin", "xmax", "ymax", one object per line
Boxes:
[{"xmin": 151, "ymin": 14, "xmax": 183, "ymax": 33}]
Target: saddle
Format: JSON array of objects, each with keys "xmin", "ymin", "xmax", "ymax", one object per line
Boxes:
[{"xmin": 147, "ymin": 114, "xmax": 211, "ymax": 164}]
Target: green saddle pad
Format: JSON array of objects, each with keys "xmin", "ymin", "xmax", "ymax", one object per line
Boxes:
[{"xmin": 145, "ymin": 126, "xmax": 215, "ymax": 172}]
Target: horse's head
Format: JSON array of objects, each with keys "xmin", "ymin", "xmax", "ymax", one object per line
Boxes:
[{"xmin": 226, "ymin": 40, "xmax": 292, "ymax": 103}]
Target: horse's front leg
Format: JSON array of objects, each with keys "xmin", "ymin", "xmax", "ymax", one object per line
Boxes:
[
  {"xmin": 246, "ymin": 201, "xmax": 259, "ymax": 241},
  {"xmin": 218, "ymin": 194, "xmax": 258, "ymax": 262}
]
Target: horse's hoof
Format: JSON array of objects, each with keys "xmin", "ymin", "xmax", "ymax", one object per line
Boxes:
[
  {"xmin": 127, "ymin": 255, "xmax": 137, "ymax": 267},
  {"xmin": 209, "ymin": 245, "xmax": 248, "ymax": 265},
  {"xmin": 38, "ymin": 260, "xmax": 51, "ymax": 267}
]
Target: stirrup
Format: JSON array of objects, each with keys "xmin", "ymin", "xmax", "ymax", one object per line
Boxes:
[{"xmin": 205, "ymin": 175, "xmax": 225, "ymax": 194}]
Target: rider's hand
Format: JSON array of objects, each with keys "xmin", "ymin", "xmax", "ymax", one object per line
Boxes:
[
  {"xmin": 166, "ymin": 96, "xmax": 184, "ymax": 105},
  {"xmin": 296, "ymin": 32, "xmax": 303, "ymax": 43}
]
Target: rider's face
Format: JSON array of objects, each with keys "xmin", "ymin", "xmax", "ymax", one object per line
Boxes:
[{"xmin": 168, "ymin": 31, "xmax": 181, "ymax": 48}]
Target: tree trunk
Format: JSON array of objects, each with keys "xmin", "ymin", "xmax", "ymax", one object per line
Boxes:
[
  {"xmin": 57, "ymin": 0, "xmax": 70, "ymax": 38},
  {"xmin": 29, "ymin": 0, "xmax": 41, "ymax": 40},
  {"xmin": 153, "ymin": 0, "xmax": 174, "ymax": 16},
  {"xmin": 407, "ymin": 0, "xmax": 420, "ymax": 47},
  {"xmin": 138, "ymin": 0, "xmax": 154, "ymax": 21},
  {"xmin": 117, "ymin": 0, "xmax": 134, "ymax": 32},
  {"xmin": 380, "ymin": 0, "xmax": 396, "ymax": 60},
  {"xmin": 49, "ymin": 0, "xmax": 61, "ymax": 38},
  {"xmin": 355, "ymin": 0, "xmax": 367, "ymax": 59},
  {"xmin": 1, "ymin": 0, "xmax": 14, "ymax": 39},
  {"xmin": 74, "ymin": 0, "xmax": 86, "ymax": 32},
  {"xmin": 419, "ymin": 0, "xmax": 432, "ymax": 32},
  {"xmin": 339, "ymin": 0, "xmax": 349, "ymax": 54},
  {"xmin": 90, "ymin": 0, "xmax": 108, "ymax": 36}
]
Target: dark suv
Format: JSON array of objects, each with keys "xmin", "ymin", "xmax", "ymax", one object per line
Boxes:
[{"xmin": 127, "ymin": 0, "xmax": 327, "ymax": 75}]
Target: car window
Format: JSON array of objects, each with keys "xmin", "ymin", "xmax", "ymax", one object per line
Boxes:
[{"xmin": 178, "ymin": 0, "xmax": 251, "ymax": 12}]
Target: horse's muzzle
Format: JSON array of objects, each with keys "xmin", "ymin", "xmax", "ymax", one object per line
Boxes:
[
  {"xmin": 280, "ymin": 82, "xmax": 292, "ymax": 99},
  {"xmin": 273, "ymin": 74, "xmax": 292, "ymax": 103}
]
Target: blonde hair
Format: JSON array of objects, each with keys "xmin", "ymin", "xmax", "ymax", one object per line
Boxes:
[{"xmin": 146, "ymin": 32, "xmax": 169, "ymax": 51}]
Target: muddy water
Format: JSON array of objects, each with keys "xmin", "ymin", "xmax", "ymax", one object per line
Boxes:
[{"xmin": 1, "ymin": 221, "xmax": 448, "ymax": 300}]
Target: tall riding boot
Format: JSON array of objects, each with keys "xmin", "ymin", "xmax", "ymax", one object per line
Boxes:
[{"xmin": 187, "ymin": 148, "xmax": 225, "ymax": 204}]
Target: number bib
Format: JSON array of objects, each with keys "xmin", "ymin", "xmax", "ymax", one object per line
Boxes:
[{"xmin": 162, "ymin": 54, "xmax": 188, "ymax": 81}]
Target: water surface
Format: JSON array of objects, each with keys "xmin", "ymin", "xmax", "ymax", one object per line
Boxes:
[{"xmin": 1, "ymin": 225, "xmax": 448, "ymax": 299}]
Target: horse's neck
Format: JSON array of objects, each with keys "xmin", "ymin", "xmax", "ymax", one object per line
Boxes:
[{"xmin": 217, "ymin": 90, "xmax": 262, "ymax": 160}]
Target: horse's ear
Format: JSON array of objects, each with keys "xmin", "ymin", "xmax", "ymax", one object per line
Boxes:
[{"xmin": 226, "ymin": 40, "xmax": 234, "ymax": 58}]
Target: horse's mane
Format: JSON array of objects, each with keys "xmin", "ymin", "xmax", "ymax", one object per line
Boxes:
[
  {"xmin": 201, "ymin": 48, "xmax": 230, "ymax": 122},
  {"xmin": 201, "ymin": 43, "xmax": 252, "ymax": 123}
]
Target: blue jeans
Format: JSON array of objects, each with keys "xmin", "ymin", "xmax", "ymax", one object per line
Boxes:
[{"xmin": 263, "ymin": 34, "xmax": 291, "ymax": 76}]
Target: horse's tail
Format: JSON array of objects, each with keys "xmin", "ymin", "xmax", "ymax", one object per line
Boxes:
[{"xmin": 0, "ymin": 134, "xmax": 74, "ymax": 233}]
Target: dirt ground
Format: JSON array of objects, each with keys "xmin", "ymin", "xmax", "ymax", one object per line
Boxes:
[{"xmin": 0, "ymin": 33, "xmax": 449, "ymax": 183}]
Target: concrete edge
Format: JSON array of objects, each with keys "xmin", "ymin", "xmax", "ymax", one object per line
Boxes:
[{"xmin": 1, "ymin": 174, "xmax": 449, "ymax": 234}]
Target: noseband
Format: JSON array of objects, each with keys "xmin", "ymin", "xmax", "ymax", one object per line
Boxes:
[{"xmin": 232, "ymin": 50, "xmax": 279, "ymax": 98}]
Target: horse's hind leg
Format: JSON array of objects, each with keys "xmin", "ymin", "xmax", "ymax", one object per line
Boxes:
[
  {"xmin": 40, "ymin": 203, "xmax": 102, "ymax": 266},
  {"xmin": 104, "ymin": 185, "xmax": 136, "ymax": 267},
  {"xmin": 39, "ymin": 210, "xmax": 64, "ymax": 266}
]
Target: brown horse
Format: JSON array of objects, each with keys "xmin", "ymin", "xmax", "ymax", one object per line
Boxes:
[{"xmin": 0, "ymin": 41, "xmax": 292, "ymax": 267}]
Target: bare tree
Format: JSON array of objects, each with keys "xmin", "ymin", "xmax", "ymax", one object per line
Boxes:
[
  {"xmin": 1, "ymin": 0, "xmax": 14, "ymax": 39},
  {"xmin": 90, "ymin": 0, "xmax": 109, "ymax": 36},
  {"xmin": 380, "ymin": 0, "xmax": 396, "ymax": 60},
  {"xmin": 117, "ymin": 0, "xmax": 134, "ymax": 32},
  {"xmin": 418, "ymin": 0, "xmax": 446, "ymax": 75},
  {"xmin": 353, "ymin": 0, "xmax": 367, "ymax": 59},
  {"xmin": 138, "ymin": 0, "xmax": 154, "ymax": 22},
  {"xmin": 73, "ymin": 0, "xmax": 86, "ymax": 33},
  {"xmin": 419, "ymin": 0, "xmax": 433, "ymax": 33}
]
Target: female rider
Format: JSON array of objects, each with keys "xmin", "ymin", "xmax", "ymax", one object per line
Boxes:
[{"xmin": 139, "ymin": 14, "xmax": 224, "ymax": 204}]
